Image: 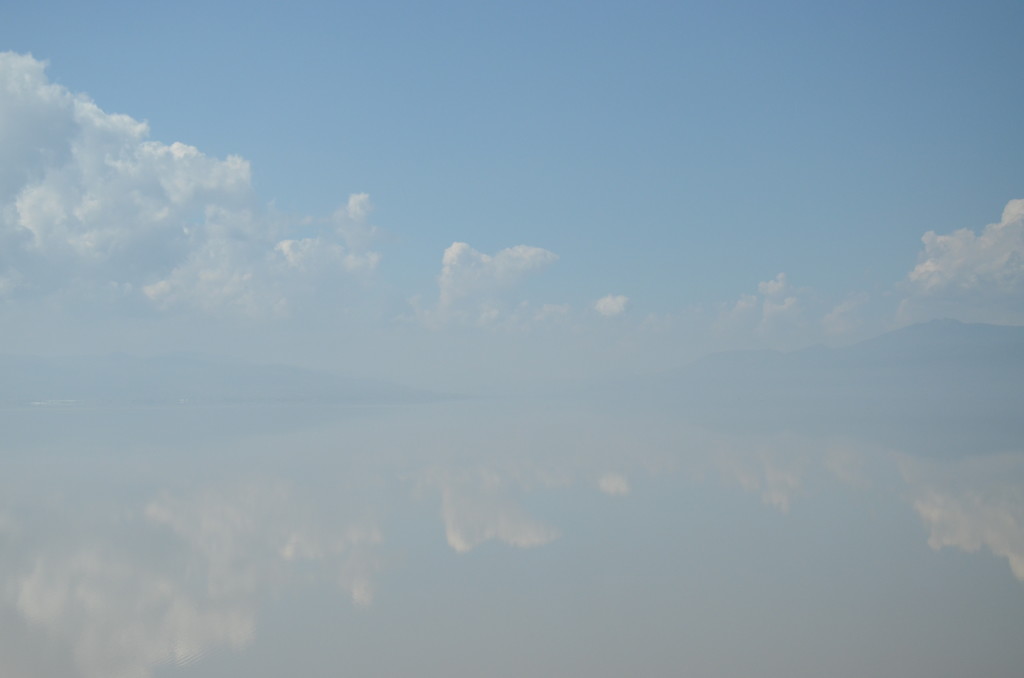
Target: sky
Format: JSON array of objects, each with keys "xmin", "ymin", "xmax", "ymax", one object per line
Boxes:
[{"xmin": 1, "ymin": 0, "xmax": 1023, "ymax": 390}]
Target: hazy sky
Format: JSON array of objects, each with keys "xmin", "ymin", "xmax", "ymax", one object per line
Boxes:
[{"xmin": 2, "ymin": 1, "xmax": 1022, "ymax": 388}]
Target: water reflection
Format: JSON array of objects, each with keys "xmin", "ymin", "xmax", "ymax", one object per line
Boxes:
[
  {"xmin": 902, "ymin": 454, "xmax": 1024, "ymax": 580},
  {"xmin": 425, "ymin": 469, "xmax": 560, "ymax": 553},
  {"xmin": 2, "ymin": 399, "xmax": 1023, "ymax": 677}
]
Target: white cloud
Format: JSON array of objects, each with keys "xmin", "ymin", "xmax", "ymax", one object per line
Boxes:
[
  {"xmin": 597, "ymin": 472, "xmax": 630, "ymax": 496},
  {"xmin": 758, "ymin": 273, "xmax": 799, "ymax": 322},
  {"xmin": 274, "ymin": 236, "xmax": 380, "ymax": 275},
  {"xmin": 275, "ymin": 237, "xmax": 342, "ymax": 270},
  {"xmin": 344, "ymin": 192, "xmax": 372, "ymax": 222},
  {"xmin": 439, "ymin": 242, "xmax": 558, "ymax": 307},
  {"xmin": 900, "ymin": 199, "xmax": 1024, "ymax": 323},
  {"xmin": 724, "ymin": 273, "xmax": 799, "ymax": 325},
  {"xmin": 594, "ymin": 294, "xmax": 629, "ymax": 317},
  {"xmin": 416, "ymin": 241, "xmax": 557, "ymax": 326},
  {"xmin": 715, "ymin": 272, "xmax": 805, "ymax": 347},
  {"xmin": 333, "ymin": 192, "xmax": 379, "ymax": 250},
  {"xmin": 757, "ymin": 274, "xmax": 788, "ymax": 297},
  {"xmin": 909, "ymin": 200, "xmax": 1024, "ymax": 293},
  {"xmin": 0, "ymin": 52, "xmax": 377, "ymax": 318}
]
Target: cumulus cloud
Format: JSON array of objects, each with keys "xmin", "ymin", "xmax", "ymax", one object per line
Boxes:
[
  {"xmin": 729, "ymin": 273, "xmax": 799, "ymax": 324},
  {"xmin": 900, "ymin": 199, "xmax": 1024, "ymax": 323},
  {"xmin": 757, "ymin": 273, "xmax": 799, "ymax": 322},
  {"xmin": 909, "ymin": 200, "xmax": 1024, "ymax": 293},
  {"xmin": 332, "ymin": 192, "xmax": 379, "ymax": 252},
  {"xmin": 715, "ymin": 272, "xmax": 807, "ymax": 347},
  {"xmin": 275, "ymin": 236, "xmax": 380, "ymax": 275},
  {"xmin": 0, "ymin": 52, "xmax": 377, "ymax": 317},
  {"xmin": 757, "ymin": 274, "xmax": 787, "ymax": 297},
  {"xmin": 439, "ymin": 242, "xmax": 558, "ymax": 306},
  {"xmin": 594, "ymin": 294, "xmax": 629, "ymax": 317},
  {"xmin": 343, "ymin": 192, "xmax": 372, "ymax": 223},
  {"xmin": 415, "ymin": 241, "xmax": 557, "ymax": 325}
]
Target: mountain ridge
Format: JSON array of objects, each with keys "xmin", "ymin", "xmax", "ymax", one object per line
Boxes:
[
  {"xmin": 0, "ymin": 352, "xmax": 439, "ymax": 406},
  {"xmin": 632, "ymin": 319, "xmax": 1024, "ymax": 457}
]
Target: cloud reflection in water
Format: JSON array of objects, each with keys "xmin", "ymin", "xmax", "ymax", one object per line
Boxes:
[{"xmin": 1, "ymin": 399, "xmax": 1023, "ymax": 677}]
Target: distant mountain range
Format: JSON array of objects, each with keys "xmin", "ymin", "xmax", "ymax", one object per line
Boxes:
[
  {"xmin": 0, "ymin": 353, "xmax": 438, "ymax": 406},
  {"xmin": 3, "ymin": 320, "xmax": 1022, "ymax": 455},
  {"xmin": 639, "ymin": 319, "xmax": 1024, "ymax": 456}
]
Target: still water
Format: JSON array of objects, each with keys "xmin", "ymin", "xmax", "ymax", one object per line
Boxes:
[{"xmin": 2, "ymin": 398, "xmax": 1023, "ymax": 677}]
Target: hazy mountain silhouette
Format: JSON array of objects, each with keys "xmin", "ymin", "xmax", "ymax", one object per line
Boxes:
[
  {"xmin": 0, "ymin": 353, "xmax": 438, "ymax": 406},
  {"xmin": 645, "ymin": 320, "xmax": 1024, "ymax": 456}
]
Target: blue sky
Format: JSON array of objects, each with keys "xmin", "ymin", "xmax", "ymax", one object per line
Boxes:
[{"xmin": 1, "ymin": 0, "xmax": 1023, "ymax": 387}]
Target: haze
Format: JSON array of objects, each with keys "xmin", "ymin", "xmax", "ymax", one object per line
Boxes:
[{"xmin": 2, "ymin": 2, "xmax": 1023, "ymax": 676}]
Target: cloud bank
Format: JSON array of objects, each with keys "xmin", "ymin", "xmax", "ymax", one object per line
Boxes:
[
  {"xmin": 4, "ymin": 51, "xmax": 1024, "ymax": 383},
  {"xmin": 0, "ymin": 52, "xmax": 377, "ymax": 318}
]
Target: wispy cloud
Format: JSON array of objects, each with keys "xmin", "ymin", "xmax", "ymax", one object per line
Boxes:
[{"xmin": 597, "ymin": 472, "xmax": 631, "ymax": 496}]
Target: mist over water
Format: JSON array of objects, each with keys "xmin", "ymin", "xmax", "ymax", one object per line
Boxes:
[{"xmin": 3, "ymin": 362, "xmax": 1023, "ymax": 678}]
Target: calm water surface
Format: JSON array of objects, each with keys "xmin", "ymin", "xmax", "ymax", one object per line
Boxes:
[{"xmin": 2, "ymin": 399, "xmax": 1023, "ymax": 677}]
